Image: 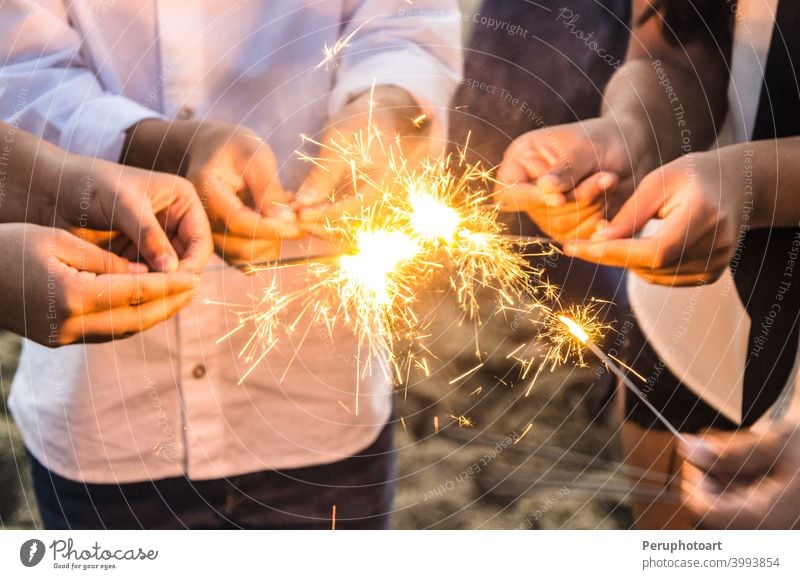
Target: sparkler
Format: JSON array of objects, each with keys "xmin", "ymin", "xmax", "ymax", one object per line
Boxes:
[
  {"xmin": 213, "ymin": 84, "xmax": 610, "ymax": 413},
  {"xmin": 558, "ymin": 315, "xmax": 688, "ymax": 443}
]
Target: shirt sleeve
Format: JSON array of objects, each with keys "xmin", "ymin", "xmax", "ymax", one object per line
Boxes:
[
  {"xmin": 0, "ymin": 0, "xmax": 163, "ymax": 161},
  {"xmin": 331, "ymin": 0, "xmax": 463, "ymax": 149}
]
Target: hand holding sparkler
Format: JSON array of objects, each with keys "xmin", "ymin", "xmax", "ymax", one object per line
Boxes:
[
  {"xmin": 295, "ymin": 85, "xmax": 431, "ymax": 237},
  {"xmin": 494, "ymin": 117, "xmax": 632, "ymax": 242},
  {"xmin": 123, "ymin": 119, "xmax": 300, "ymax": 265},
  {"xmin": 679, "ymin": 423, "xmax": 800, "ymax": 529},
  {"xmin": 562, "ymin": 148, "xmax": 753, "ymax": 286}
]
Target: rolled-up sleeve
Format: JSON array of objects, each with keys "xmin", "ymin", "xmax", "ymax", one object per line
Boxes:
[
  {"xmin": 0, "ymin": 0, "xmax": 161, "ymax": 161},
  {"xmin": 331, "ymin": 0, "xmax": 463, "ymax": 146}
]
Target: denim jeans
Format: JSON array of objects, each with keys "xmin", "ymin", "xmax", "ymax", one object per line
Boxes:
[{"xmin": 29, "ymin": 422, "xmax": 395, "ymax": 529}]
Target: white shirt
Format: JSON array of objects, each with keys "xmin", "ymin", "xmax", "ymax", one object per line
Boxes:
[
  {"xmin": 627, "ymin": 0, "xmax": 800, "ymax": 427},
  {"xmin": 0, "ymin": 0, "xmax": 462, "ymax": 483}
]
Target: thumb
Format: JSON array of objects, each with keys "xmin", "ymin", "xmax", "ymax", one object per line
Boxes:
[
  {"xmin": 590, "ymin": 174, "xmax": 665, "ymax": 241},
  {"xmin": 57, "ymin": 230, "xmax": 144, "ymax": 275},
  {"xmin": 535, "ymin": 147, "xmax": 604, "ymax": 195},
  {"xmin": 296, "ymin": 155, "xmax": 352, "ymax": 207},
  {"xmin": 679, "ymin": 429, "xmax": 787, "ymax": 481},
  {"xmin": 121, "ymin": 200, "xmax": 179, "ymax": 272}
]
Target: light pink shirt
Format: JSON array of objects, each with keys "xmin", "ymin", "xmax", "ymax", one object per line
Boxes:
[{"xmin": 0, "ymin": 0, "xmax": 462, "ymax": 483}]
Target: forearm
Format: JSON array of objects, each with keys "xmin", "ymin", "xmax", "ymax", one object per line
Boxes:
[
  {"xmin": 120, "ymin": 119, "xmax": 195, "ymax": 175},
  {"xmin": 0, "ymin": 122, "xmax": 68, "ymax": 225},
  {"xmin": 748, "ymin": 137, "xmax": 800, "ymax": 228},
  {"xmin": 601, "ymin": 1, "xmax": 729, "ymax": 177}
]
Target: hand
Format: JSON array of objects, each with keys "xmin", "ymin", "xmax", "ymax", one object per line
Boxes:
[
  {"xmin": 295, "ymin": 86, "xmax": 428, "ymax": 237},
  {"xmin": 679, "ymin": 424, "xmax": 800, "ymax": 529},
  {"xmin": 494, "ymin": 116, "xmax": 642, "ymax": 242},
  {"xmin": 562, "ymin": 150, "xmax": 746, "ymax": 286},
  {"xmin": 123, "ymin": 120, "xmax": 299, "ymax": 264},
  {"xmin": 43, "ymin": 155, "xmax": 212, "ymax": 273},
  {"xmin": 0, "ymin": 223, "xmax": 199, "ymax": 346}
]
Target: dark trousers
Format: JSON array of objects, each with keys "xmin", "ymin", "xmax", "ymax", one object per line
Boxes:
[{"xmin": 30, "ymin": 423, "xmax": 395, "ymax": 529}]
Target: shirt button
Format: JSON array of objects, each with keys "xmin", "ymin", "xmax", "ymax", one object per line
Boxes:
[
  {"xmin": 192, "ymin": 364, "xmax": 206, "ymax": 379},
  {"xmin": 177, "ymin": 106, "xmax": 195, "ymax": 120}
]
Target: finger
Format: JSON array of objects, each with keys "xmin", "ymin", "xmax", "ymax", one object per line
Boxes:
[
  {"xmin": 541, "ymin": 201, "xmax": 606, "ymax": 242},
  {"xmin": 494, "ymin": 183, "xmax": 552, "ymax": 212},
  {"xmin": 591, "ymin": 175, "xmax": 668, "ymax": 241},
  {"xmin": 297, "ymin": 191, "xmax": 380, "ymax": 226},
  {"xmin": 296, "ymin": 153, "xmax": 352, "ymax": 207},
  {"xmin": 570, "ymin": 171, "xmax": 618, "ymax": 206},
  {"xmin": 564, "ymin": 207, "xmax": 709, "ymax": 270},
  {"xmin": 241, "ymin": 142, "xmax": 291, "ymax": 216},
  {"xmin": 56, "ymin": 231, "xmax": 142, "ymax": 275},
  {"xmin": 496, "ymin": 150, "xmax": 550, "ymax": 186},
  {"xmin": 680, "ymin": 430, "xmax": 788, "ymax": 479},
  {"xmin": 61, "ymin": 291, "xmax": 195, "ymax": 344},
  {"xmin": 167, "ymin": 203, "xmax": 213, "ymax": 273},
  {"xmin": 212, "ymin": 233, "xmax": 280, "ymax": 265},
  {"xmin": 76, "ymin": 270, "xmax": 198, "ymax": 314},
  {"xmin": 201, "ymin": 173, "xmax": 299, "ymax": 239},
  {"xmin": 120, "ymin": 198, "xmax": 180, "ymax": 272}
]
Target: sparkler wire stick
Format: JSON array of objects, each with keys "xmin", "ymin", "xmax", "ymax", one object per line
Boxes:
[
  {"xmin": 202, "ymin": 235, "xmax": 555, "ymax": 274},
  {"xmin": 558, "ymin": 316, "xmax": 688, "ymax": 444},
  {"xmin": 202, "ymin": 253, "xmax": 339, "ymax": 273}
]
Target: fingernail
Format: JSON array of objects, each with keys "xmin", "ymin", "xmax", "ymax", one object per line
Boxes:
[
  {"xmin": 295, "ymin": 187, "xmax": 321, "ymax": 206},
  {"xmin": 154, "ymin": 253, "xmax": 178, "ymax": 273},
  {"xmin": 545, "ymin": 195, "xmax": 565, "ymax": 207},
  {"xmin": 599, "ymin": 173, "xmax": 616, "ymax": 189},
  {"xmin": 678, "ymin": 435, "xmax": 716, "ymax": 466},
  {"xmin": 128, "ymin": 262, "xmax": 149, "ymax": 274},
  {"xmin": 590, "ymin": 222, "xmax": 610, "ymax": 241},
  {"xmin": 562, "ymin": 243, "xmax": 575, "ymax": 255},
  {"xmin": 271, "ymin": 204, "xmax": 297, "ymax": 222},
  {"xmin": 538, "ymin": 174, "xmax": 562, "ymax": 190}
]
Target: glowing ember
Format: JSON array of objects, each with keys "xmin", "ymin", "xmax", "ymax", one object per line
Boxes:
[
  {"xmin": 339, "ymin": 230, "xmax": 418, "ymax": 304},
  {"xmin": 558, "ymin": 315, "xmax": 589, "ymax": 344},
  {"xmin": 408, "ymin": 189, "xmax": 461, "ymax": 241}
]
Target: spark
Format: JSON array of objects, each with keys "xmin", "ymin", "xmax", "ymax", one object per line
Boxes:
[
  {"xmin": 449, "ymin": 414, "xmax": 474, "ymax": 428},
  {"xmin": 215, "ymin": 93, "xmax": 610, "ymax": 409},
  {"xmin": 317, "ymin": 19, "xmax": 372, "ymax": 69},
  {"xmin": 331, "ymin": 505, "xmax": 337, "ymax": 530},
  {"xmin": 469, "ymin": 386, "xmax": 483, "ymax": 397},
  {"xmin": 557, "ymin": 314, "xmax": 688, "ymax": 443},
  {"xmin": 514, "ymin": 423, "xmax": 533, "ymax": 444},
  {"xmin": 434, "ymin": 415, "xmax": 439, "ymax": 433}
]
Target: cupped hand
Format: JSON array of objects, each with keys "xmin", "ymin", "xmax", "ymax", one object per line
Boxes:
[
  {"xmin": 494, "ymin": 116, "xmax": 642, "ymax": 242},
  {"xmin": 562, "ymin": 150, "xmax": 745, "ymax": 286},
  {"xmin": 50, "ymin": 156, "xmax": 213, "ymax": 273},
  {"xmin": 295, "ymin": 86, "xmax": 429, "ymax": 237},
  {"xmin": 0, "ymin": 223, "xmax": 199, "ymax": 346}
]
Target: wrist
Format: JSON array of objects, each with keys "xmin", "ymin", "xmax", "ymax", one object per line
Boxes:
[
  {"xmin": 740, "ymin": 144, "xmax": 772, "ymax": 229},
  {"xmin": 121, "ymin": 119, "xmax": 195, "ymax": 174}
]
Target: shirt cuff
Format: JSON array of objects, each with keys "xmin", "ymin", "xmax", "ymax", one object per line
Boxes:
[
  {"xmin": 329, "ymin": 50, "xmax": 461, "ymax": 153},
  {"xmin": 58, "ymin": 95, "xmax": 165, "ymax": 161}
]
